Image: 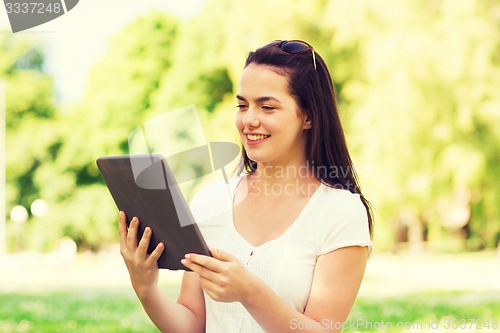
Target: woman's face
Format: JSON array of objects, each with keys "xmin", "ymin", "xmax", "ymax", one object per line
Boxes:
[{"xmin": 235, "ymin": 63, "xmax": 311, "ymax": 168}]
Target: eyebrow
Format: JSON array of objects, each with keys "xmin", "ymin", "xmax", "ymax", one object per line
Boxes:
[{"xmin": 236, "ymin": 95, "xmax": 282, "ymax": 104}]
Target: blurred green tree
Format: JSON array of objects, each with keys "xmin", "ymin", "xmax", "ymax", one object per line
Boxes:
[
  {"xmin": 4, "ymin": 0, "xmax": 500, "ymax": 253},
  {"xmin": 321, "ymin": 0, "xmax": 500, "ymax": 251},
  {"xmin": 1, "ymin": 35, "xmax": 59, "ymax": 251},
  {"xmin": 41, "ymin": 12, "xmax": 181, "ymax": 251}
]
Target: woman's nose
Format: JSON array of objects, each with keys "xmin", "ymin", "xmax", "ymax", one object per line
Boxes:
[{"xmin": 242, "ymin": 108, "xmax": 260, "ymax": 128}]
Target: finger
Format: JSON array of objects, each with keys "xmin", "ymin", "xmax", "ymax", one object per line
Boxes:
[
  {"xmin": 118, "ymin": 211, "xmax": 127, "ymax": 250},
  {"xmin": 182, "ymin": 257, "xmax": 206, "ymax": 273},
  {"xmin": 203, "ymin": 287, "xmax": 223, "ymax": 303},
  {"xmin": 186, "ymin": 253, "xmax": 226, "ymax": 272},
  {"xmin": 198, "ymin": 276, "xmax": 224, "ymax": 298},
  {"xmin": 186, "ymin": 252, "xmax": 238, "ymax": 273},
  {"xmin": 137, "ymin": 226, "xmax": 152, "ymax": 258},
  {"xmin": 209, "ymin": 248, "xmax": 237, "ymax": 262},
  {"xmin": 126, "ymin": 216, "xmax": 139, "ymax": 251},
  {"xmin": 147, "ymin": 242, "xmax": 165, "ymax": 264}
]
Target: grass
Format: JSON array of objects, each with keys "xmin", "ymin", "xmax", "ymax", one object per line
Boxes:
[
  {"xmin": 347, "ymin": 290, "xmax": 500, "ymax": 332},
  {"xmin": 0, "ymin": 289, "xmax": 156, "ymax": 333},
  {"xmin": 1, "ymin": 251, "xmax": 499, "ymax": 332},
  {"xmin": 1, "ymin": 289, "xmax": 498, "ymax": 332},
  {"xmin": 0, "ymin": 284, "xmax": 182, "ymax": 333}
]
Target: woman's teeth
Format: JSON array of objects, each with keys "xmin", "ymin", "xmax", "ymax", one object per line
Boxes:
[{"xmin": 247, "ymin": 134, "xmax": 270, "ymax": 141}]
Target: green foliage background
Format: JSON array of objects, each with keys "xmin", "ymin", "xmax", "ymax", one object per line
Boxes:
[{"xmin": 2, "ymin": 0, "xmax": 500, "ymax": 252}]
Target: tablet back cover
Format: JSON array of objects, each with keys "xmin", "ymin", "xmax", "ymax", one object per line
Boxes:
[{"xmin": 96, "ymin": 154, "xmax": 211, "ymax": 270}]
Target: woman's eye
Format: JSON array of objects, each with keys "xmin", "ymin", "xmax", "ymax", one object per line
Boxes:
[
  {"xmin": 262, "ymin": 105, "xmax": 275, "ymax": 111},
  {"xmin": 236, "ymin": 104, "xmax": 248, "ymax": 110}
]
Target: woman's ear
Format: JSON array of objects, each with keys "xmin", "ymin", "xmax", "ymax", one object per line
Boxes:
[{"xmin": 303, "ymin": 115, "xmax": 312, "ymax": 130}]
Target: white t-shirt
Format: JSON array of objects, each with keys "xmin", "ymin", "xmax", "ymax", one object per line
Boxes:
[{"xmin": 189, "ymin": 176, "xmax": 373, "ymax": 333}]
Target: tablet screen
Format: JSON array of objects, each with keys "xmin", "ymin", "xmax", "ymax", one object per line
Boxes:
[{"xmin": 96, "ymin": 154, "xmax": 211, "ymax": 270}]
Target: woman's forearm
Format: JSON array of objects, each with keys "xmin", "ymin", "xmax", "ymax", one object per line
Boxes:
[
  {"xmin": 241, "ymin": 247, "xmax": 368, "ymax": 333},
  {"xmin": 136, "ymin": 285, "xmax": 204, "ymax": 333},
  {"xmin": 241, "ymin": 279, "xmax": 341, "ymax": 333}
]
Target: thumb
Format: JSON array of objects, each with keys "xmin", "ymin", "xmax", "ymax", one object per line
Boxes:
[{"xmin": 210, "ymin": 248, "xmax": 235, "ymax": 262}]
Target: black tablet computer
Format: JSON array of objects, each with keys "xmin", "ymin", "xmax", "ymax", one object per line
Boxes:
[{"xmin": 96, "ymin": 154, "xmax": 211, "ymax": 270}]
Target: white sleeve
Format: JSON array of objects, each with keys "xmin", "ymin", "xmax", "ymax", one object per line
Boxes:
[
  {"xmin": 189, "ymin": 180, "xmax": 231, "ymax": 221},
  {"xmin": 318, "ymin": 192, "xmax": 373, "ymax": 258}
]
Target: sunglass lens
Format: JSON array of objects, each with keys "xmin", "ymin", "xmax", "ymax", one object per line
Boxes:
[{"xmin": 281, "ymin": 41, "xmax": 311, "ymax": 54}]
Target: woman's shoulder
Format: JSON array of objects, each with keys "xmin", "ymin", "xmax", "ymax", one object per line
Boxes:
[
  {"xmin": 314, "ymin": 185, "xmax": 373, "ymax": 257},
  {"xmin": 313, "ymin": 184, "xmax": 370, "ymax": 239},
  {"xmin": 317, "ymin": 185, "xmax": 366, "ymax": 216},
  {"xmin": 189, "ymin": 175, "xmax": 241, "ymax": 222}
]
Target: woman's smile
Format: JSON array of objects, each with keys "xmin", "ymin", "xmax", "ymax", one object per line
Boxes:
[
  {"xmin": 235, "ymin": 63, "xmax": 311, "ymax": 166},
  {"xmin": 245, "ymin": 133, "xmax": 271, "ymax": 145}
]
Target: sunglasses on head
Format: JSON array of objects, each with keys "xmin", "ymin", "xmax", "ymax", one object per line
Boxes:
[{"xmin": 265, "ymin": 40, "xmax": 317, "ymax": 70}]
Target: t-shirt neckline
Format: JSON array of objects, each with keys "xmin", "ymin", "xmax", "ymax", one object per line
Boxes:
[{"xmin": 228, "ymin": 175, "xmax": 325, "ymax": 250}]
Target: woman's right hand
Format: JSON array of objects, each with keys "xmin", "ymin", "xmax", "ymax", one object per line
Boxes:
[{"xmin": 118, "ymin": 211, "xmax": 165, "ymax": 299}]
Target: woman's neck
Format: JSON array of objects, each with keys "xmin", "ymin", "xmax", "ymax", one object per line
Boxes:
[{"xmin": 247, "ymin": 159, "xmax": 320, "ymax": 197}]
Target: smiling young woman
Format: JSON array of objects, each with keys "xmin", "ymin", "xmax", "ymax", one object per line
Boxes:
[{"xmin": 119, "ymin": 40, "xmax": 374, "ymax": 333}]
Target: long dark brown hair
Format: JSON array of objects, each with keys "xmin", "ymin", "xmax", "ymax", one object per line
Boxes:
[{"xmin": 237, "ymin": 40, "xmax": 373, "ymax": 237}]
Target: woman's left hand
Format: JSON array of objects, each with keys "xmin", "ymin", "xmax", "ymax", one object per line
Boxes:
[{"xmin": 181, "ymin": 248, "xmax": 256, "ymax": 303}]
